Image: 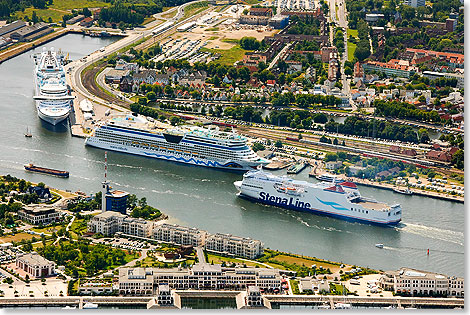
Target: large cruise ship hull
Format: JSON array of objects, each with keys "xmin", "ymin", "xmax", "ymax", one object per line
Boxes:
[
  {"xmin": 37, "ymin": 105, "xmax": 69, "ymax": 125},
  {"xmin": 85, "ymin": 138, "xmax": 261, "ymax": 172},
  {"xmin": 237, "ymin": 191, "xmax": 401, "ymax": 226}
]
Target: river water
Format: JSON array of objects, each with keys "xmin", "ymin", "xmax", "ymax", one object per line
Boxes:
[{"xmin": 0, "ymin": 34, "xmax": 464, "ymax": 277}]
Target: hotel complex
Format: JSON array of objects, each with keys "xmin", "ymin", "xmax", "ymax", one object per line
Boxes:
[{"xmin": 119, "ymin": 264, "xmax": 283, "ymax": 295}]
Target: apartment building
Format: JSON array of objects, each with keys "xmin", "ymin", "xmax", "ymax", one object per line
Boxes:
[
  {"xmin": 205, "ymin": 233, "xmax": 264, "ymax": 259},
  {"xmin": 121, "ymin": 217, "xmax": 152, "ymax": 238},
  {"xmin": 152, "ymin": 223, "xmax": 207, "ymax": 247},
  {"xmin": 380, "ymin": 268, "xmax": 464, "ymax": 297},
  {"xmin": 87, "ymin": 211, "xmax": 152, "ymax": 238},
  {"xmin": 363, "ymin": 59, "xmax": 418, "ymax": 78},
  {"xmin": 87, "ymin": 211, "xmax": 126, "ymax": 236},
  {"xmin": 422, "ymin": 71, "xmax": 464, "ymax": 89},
  {"xmin": 118, "ymin": 265, "xmax": 282, "ymax": 295}
]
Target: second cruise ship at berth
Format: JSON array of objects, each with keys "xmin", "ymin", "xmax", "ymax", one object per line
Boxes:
[
  {"xmin": 234, "ymin": 170, "xmax": 402, "ymax": 226},
  {"xmin": 33, "ymin": 47, "xmax": 74, "ymax": 125},
  {"xmin": 85, "ymin": 114, "xmax": 270, "ymax": 171}
]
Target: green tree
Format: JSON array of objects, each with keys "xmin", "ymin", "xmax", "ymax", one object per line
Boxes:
[
  {"xmin": 31, "ymin": 11, "xmax": 39, "ymax": 24},
  {"xmin": 252, "ymin": 142, "xmax": 265, "ymax": 152}
]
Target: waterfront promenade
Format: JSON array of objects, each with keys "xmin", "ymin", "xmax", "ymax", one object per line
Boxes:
[{"xmin": 0, "ymin": 294, "xmax": 463, "ymax": 309}]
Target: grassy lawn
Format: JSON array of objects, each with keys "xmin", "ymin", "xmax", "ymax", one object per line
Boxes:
[
  {"xmin": 347, "ymin": 29, "xmax": 358, "ymax": 38},
  {"xmin": 107, "ymin": 253, "xmax": 136, "ymax": 270},
  {"xmin": 207, "ymin": 36, "xmax": 219, "ymax": 40},
  {"xmin": 50, "ymin": 188, "xmax": 76, "ymax": 199},
  {"xmin": 51, "ymin": 0, "xmax": 111, "ymax": 10},
  {"xmin": 221, "ymin": 38, "xmax": 239, "ymax": 44},
  {"xmin": 70, "ymin": 218, "xmax": 88, "ymax": 238},
  {"xmin": 162, "ymin": 9, "xmax": 177, "ymax": 19},
  {"xmin": 273, "ymin": 254, "xmax": 344, "ymax": 273},
  {"xmin": 207, "ymin": 253, "xmax": 266, "ymax": 268},
  {"xmin": 245, "ymin": 0, "xmax": 263, "ymax": 4},
  {"xmin": 143, "ymin": 16, "xmax": 157, "ymax": 25},
  {"xmin": 0, "ymin": 233, "xmax": 36, "ymax": 243},
  {"xmin": 205, "ymin": 27, "xmax": 219, "ymax": 32},
  {"xmin": 31, "ymin": 225, "xmax": 59, "ymax": 234},
  {"xmin": 15, "ymin": 8, "xmax": 65, "ymax": 23},
  {"xmin": 200, "ymin": 45, "xmax": 248, "ymax": 66},
  {"xmin": 215, "ymin": 4, "xmax": 229, "ymax": 12},
  {"xmin": 290, "ymin": 279, "xmax": 300, "ymax": 294},
  {"xmin": 330, "ymin": 283, "xmax": 349, "ymax": 295},
  {"xmin": 347, "ymin": 41, "xmax": 356, "ymax": 61},
  {"xmin": 32, "ymin": 240, "xmax": 53, "ymax": 250},
  {"xmin": 182, "ymin": 1, "xmax": 208, "ymax": 20}
]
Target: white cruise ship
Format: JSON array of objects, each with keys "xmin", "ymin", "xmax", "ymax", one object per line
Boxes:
[
  {"xmin": 85, "ymin": 114, "xmax": 270, "ymax": 171},
  {"xmin": 33, "ymin": 47, "xmax": 74, "ymax": 125},
  {"xmin": 234, "ymin": 170, "xmax": 402, "ymax": 226}
]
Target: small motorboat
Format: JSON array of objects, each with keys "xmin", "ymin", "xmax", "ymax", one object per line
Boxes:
[
  {"xmin": 393, "ymin": 187, "xmax": 413, "ymax": 195},
  {"xmin": 335, "ymin": 302, "xmax": 352, "ymax": 309},
  {"xmin": 375, "ymin": 243, "xmax": 384, "ymax": 249},
  {"xmin": 62, "ymin": 306, "xmax": 76, "ymax": 310},
  {"xmin": 83, "ymin": 302, "xmax": 98, "ymax": 309},
  {"xmin": 24, "ymin": 127, "xmax": 32, "ymax": 138}
]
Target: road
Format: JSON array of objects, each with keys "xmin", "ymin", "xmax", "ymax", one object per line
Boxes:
[{"xmin": 328, "ymin": 0, "xmax": 351, "ymax": 107}]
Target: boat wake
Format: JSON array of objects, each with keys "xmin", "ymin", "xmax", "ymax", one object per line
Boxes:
[
  {"xmin": 290, "ymin": 214, "xmax": 350, "ymax": 233},
  {"xmin": 397, "ymin": 223, "xmax": 463, "ymax": 246},
  {"xmin": 382, "ymin": 245, "xmax": 463, "ymax": 255}
]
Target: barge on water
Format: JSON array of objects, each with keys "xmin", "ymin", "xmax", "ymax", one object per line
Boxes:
[
  {"xmin": 24, "ymin": 163, "xmax": 69, "ymax": 178},
  {"xmin": 287, "ymin": 161, "xmax": 308, "ymax": 174}
]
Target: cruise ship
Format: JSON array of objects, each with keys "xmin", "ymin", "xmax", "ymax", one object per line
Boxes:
[
  {"xmin": 33, "ymin": 47, "xmax": 74, "ymax": 125},
  {"xmin": 85, "ymin": 114, "xmax": 270, "ymax": 171},
  {"xmin": 234, "ymin": 170, "xmax": 402, "ymax": 226}
]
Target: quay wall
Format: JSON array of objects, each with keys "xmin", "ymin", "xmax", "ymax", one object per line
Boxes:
[{"xmin": 0, "ymin": 28, "xmax": 123, "ymax": 64}]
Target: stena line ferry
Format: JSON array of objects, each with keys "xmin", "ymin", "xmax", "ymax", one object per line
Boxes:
[
  {"xmin": 234, "ymin": 170, "xmax": 402, "ymax": 226},
  {"xmin": 85, "ymin": 114, "xmax": 269, "ymax": 171}
]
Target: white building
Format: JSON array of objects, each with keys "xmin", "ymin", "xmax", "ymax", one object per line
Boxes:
[
  {"xmin": 119, "ymin": 268, "xmax": 155, "ymax": 295},
  {"xmin": 298, "ymin": 277, "xmax": 330, "ymax": 293},
  {"xmin": 205, "ymin": 233, "xmax": 264, "ymax": 259},
  {"xmin": 325, "ymin": 160, "xmax": 343, "ymax": 170},
  {"xmin": 121, "ymin": 217, "xmax": 153, "ymax": 238},
  {"xmin": 380, "ymin": 268, "xmax": 464, "ymax": 297},
  {"xmin": 16, "ymin": 252, "xmax": 55, "ymax": 278},
  {"xmin": 78, "ymin": 280, "xmax": 114, "ymax": 295},
  {"xmin": 403, "ymin": 0, "xmax": 425, "ymax": 8},
  {"xmin": 87, "ymin": 211, "xmax": 126, "ymax": 236},
  {"xmin": 18, "ymin": 205, "xmax": 60, "ymax": 225},
  {"xmin": 87, "ymin": 211, "xmax": 153, "ymax": 238},
  {"xmin": 152, "ymin": 223, "xmax": 207, "ymax": 247},
  {"xmin": 119, "ymin": 265, "xmax": 282, "ymax": 294}
]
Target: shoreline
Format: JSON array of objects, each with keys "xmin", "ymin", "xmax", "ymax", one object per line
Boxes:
[
  {"xmin": 0, "ymin": 28, "xmax": 123, "ymax": 65},
  {"xmin": 347, "ymin": 177, "xmax": 464, "ymax": 204}
]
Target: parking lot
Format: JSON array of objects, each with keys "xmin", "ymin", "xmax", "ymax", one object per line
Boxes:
[
  {"xmin": 95, "ymin": 237, "xmax": 156, "ymax": 251},
  {"xmin": 344, "ymin": 274, "xmax": 393, "ymax": 297}
]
